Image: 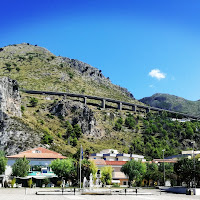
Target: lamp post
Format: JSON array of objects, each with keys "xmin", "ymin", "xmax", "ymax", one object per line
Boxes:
[
  {"xmin": 162, "ymin": 149, "xmax": 165, "ymax": 186},
  {"xmin": 191, "ymin": 141, "xmax": 195, "ymax": 188}
]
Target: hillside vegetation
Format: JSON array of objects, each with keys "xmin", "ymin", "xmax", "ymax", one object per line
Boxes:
[
  {"xmin": 0, "ymin": 43, "xmax": 200, "ymax": 160},
  {"xmin": 140, "ymin": 93, "xmax": 200, "ymax": 117},
  {"xmin": 0, "ymin": 43, "xmax": 137, "ymax": 103}
]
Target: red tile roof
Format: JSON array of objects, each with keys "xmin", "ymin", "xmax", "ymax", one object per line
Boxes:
[
  {"xmin": 7, "ymin": 147, "xmax": 66, "ymax": 159},
  {"xmin": 105, "ymin": 161, "xmax": 127, "ymax": 166}
]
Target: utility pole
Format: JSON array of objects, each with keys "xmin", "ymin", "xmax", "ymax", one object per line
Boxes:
[
  {"xmin": 191, "ymin": 141, "xmax": 195, "ymax": 188},
  {"xmin": 162, "ymin": 149, "xmax": 165, "ymax": 186},
  {"xmin": 80, "ymin": 145, "xmax": 83, "ymax": 189}
]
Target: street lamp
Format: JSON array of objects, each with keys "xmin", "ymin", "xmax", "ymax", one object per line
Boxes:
[
  {"xmin": 191, "ymin": 141, "xmax": 195, "ymax": 188},
  {"xmin": 162, "ymin": 149, "xmax": 165, "ymax": 186}
]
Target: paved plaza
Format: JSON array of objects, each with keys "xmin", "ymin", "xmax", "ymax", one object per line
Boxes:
[{"xmin": 0, "ymin": 188, "xmax": 200, "ymax": 200}]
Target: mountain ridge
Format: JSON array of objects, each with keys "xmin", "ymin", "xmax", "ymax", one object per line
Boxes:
[
  {"xmin": 1, "ymin": 43, "xmax": 200, "ymax": 160},
  {"xmin": 0, "ymin": 43, "xmax": 135, "ymax": 101},
  {"xmin": 140, "ymin": 93, "xmax": 200, "ymax": 117}
]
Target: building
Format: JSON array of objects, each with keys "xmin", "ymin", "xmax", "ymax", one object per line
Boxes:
[
  {"xmin": 154, "ymin": 150, "xmax": 200, "ymax": 163},
  {"xmin": 90, "ymin": 149, "xmax": 146, "ymax": 162},
  {"xmin": 90, "ymin": 149, "xmax": 146, "ymax": 186},
  {"xmin": 0, "ymin": 147, "xmax": 66, "ymax": 187},
  {"xmin": 92, "ymin": 159, "xmax": 129, "ymax": 186}
]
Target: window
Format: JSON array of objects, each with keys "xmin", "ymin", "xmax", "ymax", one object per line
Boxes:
[
  {"xmin": 32, "ymin": 150, "xmax": 41, "ymax": 153},
  {"xmin": 123, "ymin": 181, "xmax": 127, "ymax": 185}
]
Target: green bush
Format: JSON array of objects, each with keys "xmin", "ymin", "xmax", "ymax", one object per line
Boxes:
[
  {"xmin": 29, "ymin": 97, "xmax": 38, "ymax": 107},
  {"xmin": 21, "ymin": 105, "xmax": 25, "ymax": 112},
  {"xmin": 27, "ymin": 178, "xmax": 32, "ymax": 188},
  {"xmin": 11, "ymin": 178, "xmax": 16, "ymax": 188},
  {"xmin": 114, "ymin": 122, "xmax": 122, "ymax": 131},
  {"xmin": 42, "ymin": 129, "xmax": 53, "ymax": 144},
  {"xmin": 117, "ymin": 117, "xmax": 123, "ymax": 125},
  {"xmin": 16, "ymin": 67, "xmax": 20, "ymax": 72},
  {"xmin": 68, "ymin": 72, "xmax": 74, "ymax": 79},
  {"xmin": 125, "ymin": 114, "xmax": 136, "ymax": 129}
]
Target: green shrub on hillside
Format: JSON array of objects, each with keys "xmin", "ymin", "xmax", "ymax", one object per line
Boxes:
[
  {"xmin": 125, "ymin": 114, "xmax": 136, "ymax": 129},
  {"xmin": 29, "ymin": 97, "xmax": 38, "ymax": 107}
]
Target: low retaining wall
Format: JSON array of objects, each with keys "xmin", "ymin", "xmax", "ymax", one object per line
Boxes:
[{"xmin": 160, "ymin": 187, "xmax": 187, "ymax": 194}]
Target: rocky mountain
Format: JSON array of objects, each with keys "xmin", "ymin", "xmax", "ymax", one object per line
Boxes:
[
  {"xmin": 0, "ymin": 43, "xmax": 135, "ymax": 101},
  {"xmin": 0, "ymin": 77, "xmax": 42, "ymax": 155},
  {"xmin": 140, "ymin": 93, "xmax": 200, "ymax": 117},
  {"xmin": 0, "ymin": 43, "xmax": 142, "ymax": 156},
  {"xmin": 1, "ymin": 43, "xmax": 200, "ymax": 160}
]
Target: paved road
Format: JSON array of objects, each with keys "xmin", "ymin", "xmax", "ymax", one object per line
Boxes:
[{"xmin": 0, "ymin": 188, "xmax": 200, "ymax": 200}]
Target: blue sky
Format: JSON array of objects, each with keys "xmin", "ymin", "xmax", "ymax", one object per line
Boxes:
[{"xmin": 1, "ymin": 0, "xmax": 200, "ymax": 101}]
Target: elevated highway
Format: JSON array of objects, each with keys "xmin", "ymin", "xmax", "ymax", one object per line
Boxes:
[{"xmin": 21, "ymin": 90, "xmax": 199, "ymax": 121}]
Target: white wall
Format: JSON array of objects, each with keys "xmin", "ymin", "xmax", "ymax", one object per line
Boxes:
[{"xmin": 118, "ymin": 157, "xmax": 130, "ymax": 161}]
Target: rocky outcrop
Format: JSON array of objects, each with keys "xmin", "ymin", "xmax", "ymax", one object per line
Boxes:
[
  {"xmin": 0, "ymin": 77, "xmax": 21, "ymax": 120},
  {"xmin": 0, "ymin": 118, "xmax": 42, "ymax": 155},
  {"xmin": 50, "ymin": 99, "xmax": 101, "ymax": 137},
  {"xmin": 61, "ymin": 57, "xmax": 110, "ymax": 82},
  {"xmin": 60, "ymin": 58, "xmax": 134, "ymax": 99},
  {"xmin": 0, "ymin": 77, "xmax": 41, "ymax": 155}
]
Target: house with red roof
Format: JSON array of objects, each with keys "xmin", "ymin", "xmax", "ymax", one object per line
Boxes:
[
  {"xmin": 0, "ymin": 147, "xmax": 66, "ymax": 187},
  {"xmin": 90, "ymin": 149, "xmax": 146, "ymax": 186},
  {"xmin": 91, "ymin": 159, "xmax": 129, "ymax": 186}
]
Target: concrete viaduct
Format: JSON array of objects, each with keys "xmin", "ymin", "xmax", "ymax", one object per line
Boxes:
[{"xmin": 22, "ymin": 90, "xmax": 199, "ymax": 121}]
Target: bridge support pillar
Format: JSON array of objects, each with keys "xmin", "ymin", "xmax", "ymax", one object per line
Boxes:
[
  {"xmin": 132, "ymin": 105, "xmax": 137, "ymax": 112},
  {"xmin": 102, "ymin": 99, "xmax": 106, "ymax": 109},
  {"xmin": 146, "ymin": 108, "xmax": 150, "ymax": 113},
  {"xmin": 83, "ymin": 97, "xmax": 87, "ymax": 105},
  {"xmin": 118, "ymin": 102, "xmax": 122, "ymax": 110}
]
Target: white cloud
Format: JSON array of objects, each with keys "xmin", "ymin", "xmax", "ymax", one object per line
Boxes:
[
  {"xmin": 149, "ymin": 84, "xmax": 155, "ymax": 88},
  {"xmin": 149, "ymin": 69, "xmax": 166, "ymax": 80}
]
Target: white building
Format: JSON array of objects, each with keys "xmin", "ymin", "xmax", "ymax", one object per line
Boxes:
[
  {"xmin": 0, "ymin": 147, "xmax": 66, "ymax": 187},
  {"xmin": 89, "ymin": 149, "xmax": 146, "ymax": 162}
]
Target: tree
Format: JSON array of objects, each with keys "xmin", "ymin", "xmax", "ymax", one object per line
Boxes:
[
  {"xmin": 100, "ymin": 166, "xmax": 113, "ymax": 185},
  {"xmin": 125, "ymin": 114, "xmax": 136, "ymax": 129},
  {"xmin": 158, "ymin": 162, "xmax": 175, "ymax": 184},
  {"xmin": 50, "ymin": 158, "xmax": 76, "ymax": 181},
  {"xmin": 117, "ymin": 117, "xmax": 123, "ymax": 125},
  {"xmin": 80, "ymin": 159, "xmax": 98, "ymax": 181},
  {"xmin": 0, "ymin": 151, "xmax": 7, "ymax": 175},
  {"xmin": 81, "ymin": 159, "xmax": 92, "ymax": 180},
  {"xmin": 12, "ymin": 156, "xmax": 30, "ymax": 177},
  {"xmin": 186, "ymin": 126, "xmax": 194, "ymax": 139},
  {"xmin": 121, "ymin": 159, "xmax": 146, "ymax": 186},
  {"xmin": 144, "ymin": 162, "xmax": 159, "ymax": 186},
  {"xmin": 73, "ymin": 124, "xmax": 82, "ymax": 138},
  {"xmin": 90, "ymin": 160, "xmax": 98, "ymax": 177},
  {"xmin": 174, "ymin": 158, "xmax": 194, "ymax": 187},
  {"xmin": 29, "ymin": 97, "xmax": 38, "ymax": 107},
  {"xmin": 65, "ymin": 121, "xmax": 74, "ymax": 139},
  {"xmin": 114, "ymin": 121, "xmax": 122, "ymax": 131},
  {"xmin": 42, "ymin": 129, "xmax": 53, "ymax": 144}
]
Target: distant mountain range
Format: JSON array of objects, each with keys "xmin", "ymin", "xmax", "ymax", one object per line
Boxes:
[{"xmin": 140, "ymin": 93, "xmax": 200, "ymax": 117}]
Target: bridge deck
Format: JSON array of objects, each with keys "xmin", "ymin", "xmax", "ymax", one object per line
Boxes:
[{"xmin": 22, "ymin": 90, "xmax": 199, "ymax": 120}]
